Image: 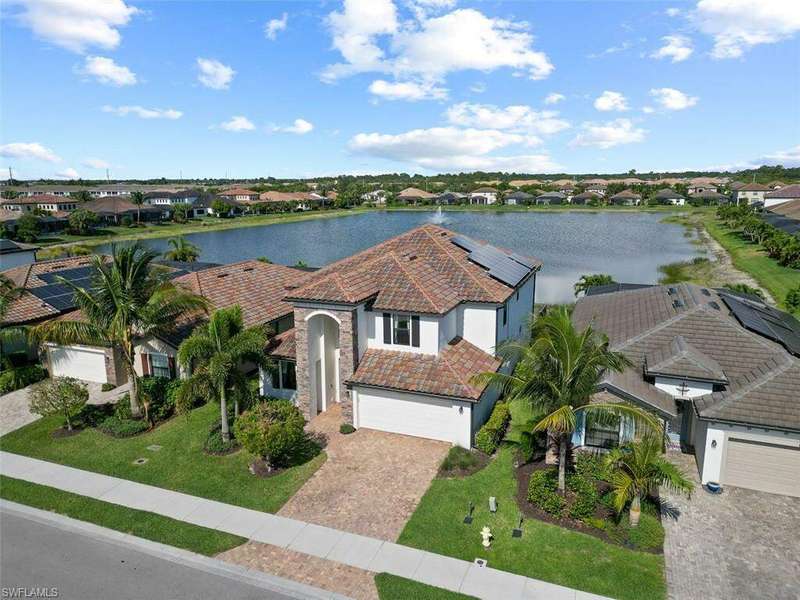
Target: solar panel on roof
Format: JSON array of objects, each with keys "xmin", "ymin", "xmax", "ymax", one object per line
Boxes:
[
  {"xmin": 450, "ymin": 235, "xmax": 480, "ymax": 253},
  {"xmin": 720, "ymin": 293, "xmax": 800, "ymax": 356},
  {"xmin": 450, "ymin": 234, "xmax": 536, "ymax": 287},
  {"xmin": 38, "ymin": 266, "xmax": 94, "ymax": 284}
]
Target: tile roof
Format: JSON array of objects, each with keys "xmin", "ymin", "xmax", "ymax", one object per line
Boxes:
[
  {"xmin": 81, "ymin": 197, "xmax": 164, "ymax": 215},
  {"xmin": 765, "ymin": 184, "xmax": 800, "ymax": 200},
  {"xmin": 397, "ymin": 187, "xmax": 436, "ymax": 199},
  {"xmin": 285, "ymin": 224, "xmax": 541, "ymax": 314},
  {"xmin": 573, "ymin": 282, "xmax": 800, "ymax": 430},
  {"xmin": 610, "ymin": 189, "xmax": 641, "ymax": 199},
  {"xmin": 265, "ymin": 328, "xmax": 296, "ymax": 359},
  {"xmin": 347, "ymin": 337, "xmax": 501, "ymax": 401},
  {"xmin": 738, "ymin": 183, "xmax": 770, "ymax": 192},
  {"xmin": 259, "ymin": 191, "xmax": 316, "ymax": 202}
]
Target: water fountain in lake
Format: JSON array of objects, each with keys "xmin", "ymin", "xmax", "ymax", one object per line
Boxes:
[{"xmin": 429, "ymin": 206, "xmax": 448, "ymax": 224}]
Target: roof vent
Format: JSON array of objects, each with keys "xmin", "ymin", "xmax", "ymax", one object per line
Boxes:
[
  {"xmin": 709, "ymin": 301, "xmax": 720, "ymax": 310},
  {"xmin": 673, "ymin": 299, "xmax": 684, "ymax": 308},
  {"xmin": 407, "ymin": 254, "xmax": 417, "ymax": 261},
  {"xmin": 668, "ymin": 287, "xmax": 677, "ymax": 295},
  {"xmin": 242, "ymin": 267, "xmax": 254, "ymax": 272},
  {"xmin": 701, "ymin": 288, "xmax": 711, "ymax": 296},
  {"xmin": 217, "ymin": 273, "xmax": 228, "ymax": 278}
]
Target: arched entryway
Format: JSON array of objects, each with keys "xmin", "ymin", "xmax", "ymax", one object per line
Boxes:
[{"xmin": 305, "ymin": 312, "xmax": 340, "ymax": 415}]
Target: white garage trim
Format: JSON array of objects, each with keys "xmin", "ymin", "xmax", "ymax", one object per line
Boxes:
[
  {"xmin": 47, "ymin": 344, "xmax": 108, "ymax": 384},
  {"xmin": 352, "ymin": 386, "xmax": 471, "ymax": 447}
]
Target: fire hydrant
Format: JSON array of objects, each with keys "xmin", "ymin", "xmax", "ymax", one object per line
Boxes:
[{"xmin": 480, "ymin": 526, "xmax": 493, "ymax": 548}]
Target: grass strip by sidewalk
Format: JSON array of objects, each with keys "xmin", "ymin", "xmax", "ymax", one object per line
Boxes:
[
  {"xmin": 374, "ymin": 573, "xmax": 477, "ymax": 600},
  {"xmin": 0, "ymin": 475, "xmax": 246, "ymax": 556}
]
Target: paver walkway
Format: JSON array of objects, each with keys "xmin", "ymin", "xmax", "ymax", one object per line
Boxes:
[
  {"xmin": 0, "ymin": 451, "xmax": 610, "ymax": 600},
  {"xmin": 279, "ymin": 404, "xmax": 449, "ymax": 541},
  {"xmin": 663, "ymin": 451, "xmax": 800, "ymax": 600},
  {"xmin": 0, "ymin": 381, "xmax": 129, "ymax": 436}
]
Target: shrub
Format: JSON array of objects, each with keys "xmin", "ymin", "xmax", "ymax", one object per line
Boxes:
[
  {"xmin": 474, "ymin": 401, "xmax": 510, "ymax": 454},
  {"xmin": 74, "ymin": 403, "xmax": 114, "ymax": 427},
  {"xmin": 139, "ymin": 376, "xmax": 177, "ymax": 423},
  {"xmin": 101, "ymin": 383, "xmax": 117, "ymax": 392},
  {"xmin": 440, "ymin": 445, "xmax": 479, "ymax": 473},
  {"xmin": 527, "ymin": 468, "xmax": 566, "ymax": 517},
  {"xmin": 786, "ymin": 284, "xmax": 800, "ymax": 313},
  {"xmin": 233, "ymin": 400, "xmax": 307, "ymax": 469},
  {"xmin": 120, "ymin": 215, "xmax": 133, "ymax": 227},
  {"xmin": 574, "ymin": 452, "xmax": 610, "ymax": 482},
  {"xmin": 204, "ymin": 421, "xmax": 239, "ymax": 454},
  {"xmin": 567, "ymin": 473, "xmax": 600, "ymax": 520},
  {"xmin": 98, "ymin": 416, "xmax": 149, "ymax": 438},
  {"xmin": 339, "ymin": 423, "xmax": 356, "ymax": 435},
  {"xmin": 628, "ymin": 513, "xmax": 665, "ymax": 550},
  {"xmin": 0, "ymin": 365, "xmax": 47, "ymax": 394},
  {"xmin": 114, "ymin": 393, "xmax": 133, "ymax": 419},
  {"xmin": 28, "ymin": 377, "xmax": 89, "ymax": 431}
]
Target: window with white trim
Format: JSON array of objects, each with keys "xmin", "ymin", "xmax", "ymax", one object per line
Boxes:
[
  {"xmin": 271, "ymin": 360, "xmax": 297, "ymax": 390},
  {"xmin": 382, "ymin": 313, "xmax": 420, "ymax": 347}
]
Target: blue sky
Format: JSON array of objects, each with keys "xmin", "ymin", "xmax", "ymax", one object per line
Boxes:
[{"xmin": 2, "ymin": 0, "xmax": 799, "ymax": 180}]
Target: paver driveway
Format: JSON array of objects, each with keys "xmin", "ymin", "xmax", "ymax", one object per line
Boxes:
[
  {"xmin": 278, "ymin": 404, "xmax": 449, "ymax": 541},
  {"xmin": 663, "ymin": 451, "xmax": 800, "ymax": 600}
]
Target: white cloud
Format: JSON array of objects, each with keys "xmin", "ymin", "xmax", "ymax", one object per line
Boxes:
[
  {"xmin": 349, "ymin": 126, "xmax": 559, "ymax": 172},
  {"xmin": 0, "ymin": 142, "xmax": 60, "ymax": 162},
  {"xmin": 650, "ymin": 35, "xmax": 693, "ymax": 62},
  {"xmin": 55, "ymin": 167, "xmax": 79, "ymax": 179},
  {"xmin": 665, "ymin": 7, "xmax": 681, "ymax": 17},
  {"xmin": 196, "ymin": 58, "xmax": 235, "ymax": 90},
  {"xmin": 642, "ymin": 106, "xmax": 655, "ymax": 114},
  {"xmin": 272, "ymin": 119, "xmax": 314, "ymax": 135},
  {"xmin": 322, "ymin": 1, "xmax": 553, "ymax": 85},
  {"xmin": 587, "ymin": 41, "xmax": 632, "ymax": 59},
  {"xmin": 369, "ymin": 79, "xmax": 447, "ymax": 101},
  {"xmin": 78, "ymin": 55, "xmax": 136, "ymax": 86},
  {"xmin": 13, "ymin": 0, "xmax": 138, "ymax": 53},
  {"xmin": 469, "ymin": 82, "xmax": 487, "ymax": 94},
  {"xmin": 650, "ymin": 87, "xmax": 698, "ymax": 110},
  {"xmin": 570, "ymin": 119, "xmax": 646, "ymax": 149},
  {"xmin": 760, "ymin": 145, "xmax": 800, "ymax": 167},
  {"xmin": 444, "ymin": 102, "xmax": 569, "ymax": 135},
  {"xmin": 593, "ymin": 90, "xmax": 629, "ymax": 112},
  {"xmin": 218, "ymin": 116, "xmax": 256, "ymax": 132},
  {"xmin": 691, "ymin": 0, "xmax": 800, "ymax": 59},
  {"xmin": 82, "ymin": 157, "xmax": 109, "ymax": 169},
  {"xmin": 544, "ymin": 92, "xmax": 565, "ymax": 105},
  {"xmin": 102, "ymin": 105, "xmax": 183, "ymax": 119},
  {"xmin": 265, "ymin": 13, "xmax": 288, "ymax": 40}
]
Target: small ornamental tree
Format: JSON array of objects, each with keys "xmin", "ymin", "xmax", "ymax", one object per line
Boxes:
[
  {"xmin": 68, "ymin": 208, "xmax": 100, "ymax": 235},
  {"xmin": 29, "ymin": 377, "xmax": 89, "ymax": 431},
  {"xmin": 786, "ymin": 284, "xmax": 800, "ymax": 314},
  {"xmin": 211, "ymin": 199, "xmax": 230, "ymax": 217},
  {"xmin": 233, "ymin": 400, "xmax": 306, "ymax": 471},
  {"xmin": 574, "ymin": 273, "xmax": 615, "ymax": 297},
  {"xmin": 15, "ymin": 213, "xmax": 40, "ymax": 243}
]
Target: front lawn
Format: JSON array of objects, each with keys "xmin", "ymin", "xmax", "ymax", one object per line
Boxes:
[
  {"xmin": 375, "ymin": 574, "xmax": 477, "ymax": 600},
  {"xmin": 0, "ymin": 476, "xmax": 245, "ymax": 556},
  {"xmin": 398, "ymin": 445, "xmax": 666, "ymax": 600},
  {"xmin": 0, "ymin": 402, "xmax": 325, "ymax": 513}
]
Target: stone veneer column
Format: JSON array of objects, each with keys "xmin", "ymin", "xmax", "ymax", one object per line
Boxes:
[{"xmin": 294, "ymin": 307, "xmax": 312, "ymax": 421}]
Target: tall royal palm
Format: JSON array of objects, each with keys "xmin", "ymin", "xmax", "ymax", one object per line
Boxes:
[
  {"xmin": 130, "ymin": 191, "xmax": 145, "ymax": 224},
  {"xmin": 176, "ymin": 306, "xmax": 268, "ymax": 442},
  {"xmin": 34, "ymin": 243, "xmax": 207, "ymax": 418},
  {"xmin": 475, "ymin": 306, "xmax": 660, "ymax": 493}
]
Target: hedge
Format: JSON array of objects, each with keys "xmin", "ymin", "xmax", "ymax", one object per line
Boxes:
[{"xmin": 474, "ymin": 401, "xmax": 510, "ymax": 454}]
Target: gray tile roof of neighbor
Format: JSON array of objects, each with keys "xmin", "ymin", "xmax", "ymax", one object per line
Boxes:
[{"xmin": 572, "ymin": 283, "xmax": 800, "ymax": 431}]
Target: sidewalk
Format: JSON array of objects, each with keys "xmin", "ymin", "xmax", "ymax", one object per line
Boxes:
[{"xmin": 0, "ymin": 451, "xmax": 611, "ymax": 600}]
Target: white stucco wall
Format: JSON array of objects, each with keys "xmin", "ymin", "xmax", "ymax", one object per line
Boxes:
[
  {"xmin": 460, "ymin": 304, "xmax": 497, "ymax": 355},
  {"xmin": 654, "ymin": 376, "xmax": 713, "ymax": 399},
  {"xmin": 497, "ymin": 276, "xmax": 535, "ymax": 345},
  {"xmin": 697, "ymin": 421, "xmax": 800, "ymax": 484},
  {"xmin": 366, "ymin": 311, "xmax": 439, "ymax": 355},
  {"xmin": 133, "ymin": 337, "xmax": 183, "ymax": 377}
]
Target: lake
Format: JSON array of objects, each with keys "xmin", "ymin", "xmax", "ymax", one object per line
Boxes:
[{"xmin": 98, "ymin": 210, "xmax": 700, "ymax": 304}]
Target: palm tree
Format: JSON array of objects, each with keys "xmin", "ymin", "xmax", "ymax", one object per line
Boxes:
[
  {"xmin": 605, "ymin": 435, "xmax": 694, "ymax": 526},
  {"xmin": 164, "ymin": 236, "xmax": 200, "ymax": 262},
  {"xmin": 33, "ymin": 243, "xmax": 207, "ymax": 419},
  {"xmin": 176, "ymin": 306, "xmax": 268, "ymax": 442},
  {"xmin": 0, "ymin": 275, "xmax": 27, "ymax": 357},
  {"xmin": 130, "ymin": 191, "xmax": 145, "ymax": 224},
  {"xmin": 574, "ymin": 274, "xmax": 615, "ymax": 297},
  {"xmin": 474, "ymin": 306, "xmax": 660, "ymax": 493}
]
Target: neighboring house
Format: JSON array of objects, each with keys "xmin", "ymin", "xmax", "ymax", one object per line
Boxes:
[
  {"xmin": 763, "ymin": 198, "xmax": 800, "ymax": 235},
  {"xmin": 275, "ymin": 224, "xmax": 542, "ymax": 447},
  {"xmin": 218, "ymin": 188, "xmax": 260, "ymax": 204},
  {"xmin": 767, "ymin": 180, "xmax": 786, "ymax": 190},
  {"xmin": 732, "ymin": 183, "xmax": 771, "ymax": 206},
  {"xmin": 509, "ymin": 179, "xmax": 542, "ymax": 188},
  {"xmin": 259, "ymin": 191, "xmax": 317, "ymax": 211},
  {"xmin": 583, "ymin": 180, "xmax": 607, "ymax": 196},
  {"xmin": 436, "ymin": 191, "xmax": 467, "ymax": 205},
  {"xmin": 1, "ymin": 194, "xmax": 79, "ymax": 213},
  {"xmin": 360, "ymin": 189, "xmax": 388, "ymax": 205},
  {"xmin": 192, "ymin": 194, "xmax": 240, "ymax": 217},
  {"xmin": 535, "ymin": 192, "xmax": 565, "ymax": 205},
  {"xmin": 687, "ymin": 183, "xmax": 718, "ymax": 195},
  {"xmin": 397, "ymin": 187, "xmax": 436, "ymax": 204},
  {"xmin": 505, "ymin": 191, "xmax": 533, "ymax": 205},
  {"xmin": 0, "ymin": 209, "xmax": 68, "ymax": 236},
  {"xmin": 81, "ymin": 197, "xmax": 168, "ymax": 224},
  {"xmin": 144, "ymin": 189, "xmax": 200, "ymax": 207},
  {"xmin": 609, "ymin": 190, "xmax": 641, "ymax": 206},
  {"xmin": 572, "ymin": 283, "xmax": 800, "ymax": 498},
  {"xmin": 653, "ymin": 188, "xmax": 686, "ymax": 206},
  {"xmin": 764, "ymin": 183, "xmax": 800, "ymax": 208},
  {"xmin": 689, "ymin": 190, "xmax": 729, "ymax": 205},
  {"xmin": 469, "ymin": 187, "xmax": 499, "ymax": 205},
  {"xmin": 570, "ymin": 191, "xmax": 600, "ymax": 205},
  {"xmin": 0, "ymin": 239, "xmax": 38, "ymax": 269},
  {"xmin": 729, "ymin": 181, "xmax": 746, "ymax": 191}
]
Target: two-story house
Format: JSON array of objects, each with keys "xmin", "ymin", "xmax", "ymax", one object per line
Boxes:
[
  {"xmin": 732, "ymin": 183, "xmax": 770, "ymax": 205},
  {"xmin": 262, "ymin": 224, "xmax": 541, "ymax": 447},
  {"xmin": 469, "ymin": 187, "xmax": 499, "ymax": 205},
  {"xmin": 1, "ymin": 194, "xmax": 78, "ymax": 213}
]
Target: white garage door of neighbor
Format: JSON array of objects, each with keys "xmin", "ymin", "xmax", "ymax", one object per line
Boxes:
[
  {"xmin": 356, "ymin": 389, "xmax": 466, "ymax": 445},
  {"xmin": 49, "ymin": 345, "xmax": 108, "ymax": 383},
  {"xmin": 723, "ymin": 438, "xmax": 800, "ymax": 498}
]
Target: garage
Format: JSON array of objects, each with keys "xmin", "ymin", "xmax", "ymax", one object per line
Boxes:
[
  {"xmin": 723, "ymin": 437, "xmax": 800, "ymax": 497},
  {"xmin": 354, "ymin": 387, "xmax": 471, "ymax": 447},
  {"xmin": 47, "ymin": 345, "xmax": 108, "ymax": 384}
]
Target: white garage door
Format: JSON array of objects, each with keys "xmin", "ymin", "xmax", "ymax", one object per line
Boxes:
[
  {"xmin": 48, "ymin": 345, "xmax": 108, "ymax": 384},
  {"xmin": 723, "ymin": 438, "xmax": 800, "ymax": 497},
  {"xmin": 355, "ymin": 388, "xmax": 469, "ymax": 446}
]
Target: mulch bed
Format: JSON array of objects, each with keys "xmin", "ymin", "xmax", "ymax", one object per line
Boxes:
[
  {"xmin": 515, "ymin": 459, "xmax": 663, "ymax": 554},
  {"xmin": 203, "ymin": 443, "xmax": 241, "ymax": 457},
  {"xmin": 249, "ymin": 459, "xmax": 287, "ymax": 479},
  {"xmin": 51, "ymin": 426, "xmax": 83, "ymax": 439}
]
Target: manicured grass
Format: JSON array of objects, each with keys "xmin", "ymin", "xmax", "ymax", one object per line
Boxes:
[
  {"xmin": 703, "ymin": 215, "xmax": 800, "ymax": 312},
  {"xmin": 0, "ymin": 476, "xmax": 246, "ymax": 556},
  {"xmin": 0, "ymin": 402, "xmax": 326, "ymax": 513},
  {"xmin": 374, "ymin": 574, "xmax": 477, "ymax": 600},
  {"xmin": 398, "ymin": 445, "xmax": 666, "ymax": 600}
]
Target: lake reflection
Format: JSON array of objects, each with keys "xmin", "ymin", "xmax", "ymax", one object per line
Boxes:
[{"xmin": 99, "ymin": 210, "xmax": 699, "ymax": 304}]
